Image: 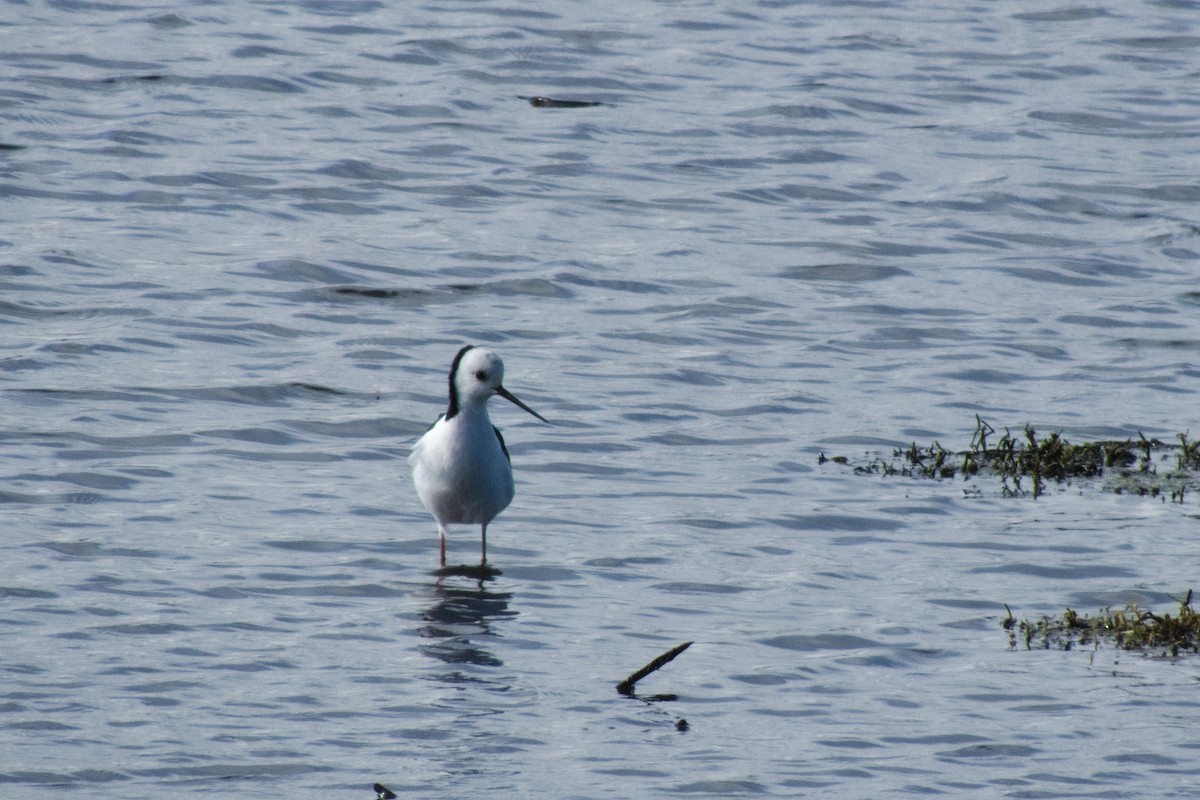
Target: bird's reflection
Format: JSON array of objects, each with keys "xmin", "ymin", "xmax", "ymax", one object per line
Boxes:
[{"xmin": 418, "ymin": 567, "xmax": 515, "ymax": 668}]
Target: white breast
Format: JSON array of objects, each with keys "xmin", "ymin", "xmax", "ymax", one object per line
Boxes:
[{"xmin": 409, "ymin": 412, "xmax": 515, "ymax": 526}]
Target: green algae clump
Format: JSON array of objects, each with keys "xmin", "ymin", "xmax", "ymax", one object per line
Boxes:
[
  {"xmin": 829, "ymin": 416, "xmax": 1200, "ymax": 501},
  {"xmin": 1003, "ymin": 591, "xmax": 1200, "ymax": 657}
]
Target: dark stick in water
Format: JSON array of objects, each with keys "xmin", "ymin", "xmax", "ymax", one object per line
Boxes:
[
  {"xmin": 616, "ymin": 641, "xmax": 693, "ymax": 695},
  {"xmin": 521, "ymin": 95, "xmax": 603, "ymax": 108}
]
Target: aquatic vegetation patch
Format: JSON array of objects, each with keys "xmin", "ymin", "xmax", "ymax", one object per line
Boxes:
[
  {"xmin": 824, "ymin": 416, "xmax": 1200, "ymax": 501},
  {"xmin": 1003, "ymin": 591, "xmax": 1200, "ymax": 656}
]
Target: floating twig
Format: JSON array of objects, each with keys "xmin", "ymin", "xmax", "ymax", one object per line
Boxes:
[
  {"xmin": 521, "ymin": 95, "xmax": 603, "ymax": 108},
  {"xmin": 616, "ymin": 641, "xmax": 692, "ymax": 696}
]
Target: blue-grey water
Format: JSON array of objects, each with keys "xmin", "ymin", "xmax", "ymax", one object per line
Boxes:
[{"xmin": 3, "ymin": 1, "xmax": 1200, "ymax": 798}]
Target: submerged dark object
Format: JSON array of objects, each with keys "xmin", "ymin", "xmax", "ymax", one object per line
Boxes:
[
  {"xmin": 374, "ymin": 784, "xmax": 397, "ymax": 800},
  {"xmin": 433, "ymin": 563, "xmax": 502, "ymax": 581},
  {"xmin": 522, "ymin": 95, "xmax": 603, "ymax": 108},
  {"xmin": 99, "ymin": 74, "xmax": 167, "ymax": 84}
]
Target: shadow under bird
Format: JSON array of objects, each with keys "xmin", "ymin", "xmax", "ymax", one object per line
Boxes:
[{"xmin": 409, "ymin": 345, "xmax": 548, "ymax": 566}]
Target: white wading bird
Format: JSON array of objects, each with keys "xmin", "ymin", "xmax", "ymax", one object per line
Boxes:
[{"xmin": 409, "ymin": 345, "xmax": 547, "ymax": 565}]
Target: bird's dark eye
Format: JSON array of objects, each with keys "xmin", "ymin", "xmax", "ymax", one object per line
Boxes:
[{"xmin": 475, "ymin": 370, "xmax": 487, "ymax": 381}]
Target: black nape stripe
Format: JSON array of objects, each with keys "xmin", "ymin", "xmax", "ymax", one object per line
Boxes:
[{"xmin": 444, "ymin": 344, "xmax": 475, "ymax": 420}]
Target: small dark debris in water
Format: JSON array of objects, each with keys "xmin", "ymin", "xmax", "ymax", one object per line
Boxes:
[
  {"xmin": 288, "ymin": 382, "xmax": 341, "ymax": 395},
  {"xmin": 641, "ymin": 693, "xmax": 678, "ymax": 702},
  {"xmin": 675, "ymin": 718, "xmax": 690, "ymax": 732},
  {"xmin": 374, "ymin": 784, "xmax": 397, "ymax": 800},
  {"xmin": 827, "ymin": 414, "xmax": 1200, "ymax": 501},
  {"xmin": 1005, "ymin": 590, "xmax": 1200, "ymax": 657},
  {"xmin": 617, "ymin": 641, "xmax": 692, "ymax": 696},
  {"xmin": 333, "ymin": 286, "xmax": 400, "ymax": 299},
  {"xmin": 0, "ymin": 143, "xmax": 25, "ymax": 151},
  {"xmin": 522, "ymin": 95, "xmax": 603, "ymax": 108},
  {"xmin": 100, "ymin": 74, "xmax": 167, "ymax": 84}
]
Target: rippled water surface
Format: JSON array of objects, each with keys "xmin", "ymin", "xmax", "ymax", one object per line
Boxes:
[{"xmin": 4, "ymin": 1, "xmax": 1200, "ymax": 798}]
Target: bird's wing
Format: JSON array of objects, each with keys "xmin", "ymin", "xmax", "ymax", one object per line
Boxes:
[{"xmin": 493, "ymin": 425, "xmax": 511, "ymax": 462}]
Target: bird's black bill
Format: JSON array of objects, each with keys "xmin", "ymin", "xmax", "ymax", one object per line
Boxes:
[{"xmin": 496, "ymin": 386, "xmax": 548, "ymax": 423}]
